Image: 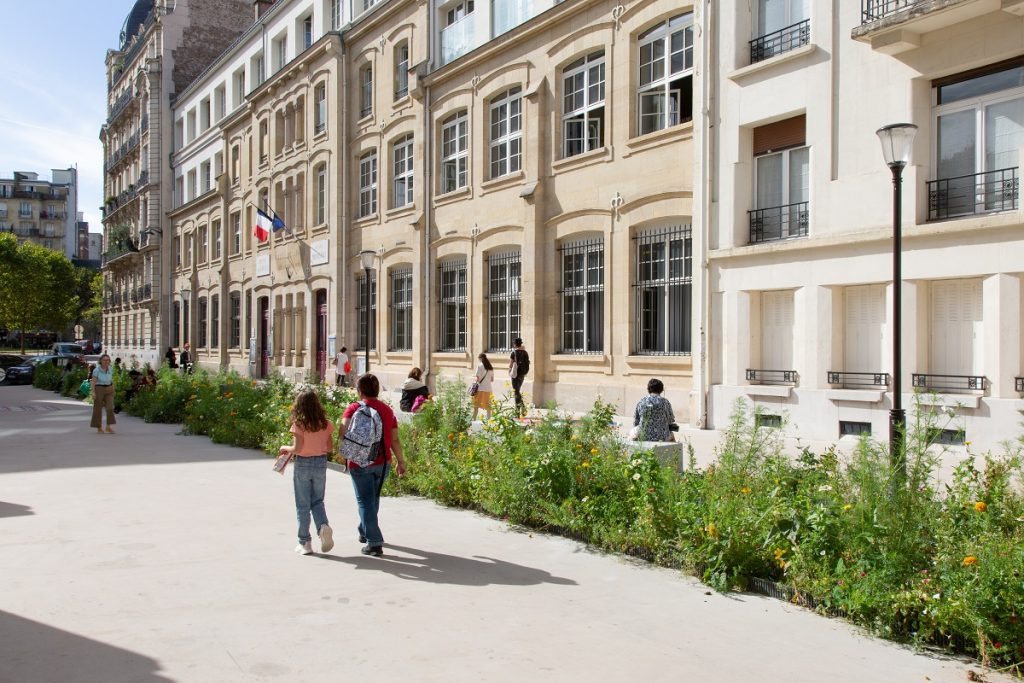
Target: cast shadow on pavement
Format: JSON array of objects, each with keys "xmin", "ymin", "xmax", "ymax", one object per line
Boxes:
[
  {"xmin": 0, "ymin": 501, "xmax": 33, "ymax": 518},
  {"xmin": 0, "ymin": 610, "xmax": 173, "ymax": 683},
  {"xmin": 322, "ymin": 544, "xmax": 578, "ymax": 587}
]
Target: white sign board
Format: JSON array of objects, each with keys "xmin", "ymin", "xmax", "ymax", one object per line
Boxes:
[
  {"xmin": 255, "ymin": 253, "xmax": 271, "ymax": 277},
  {"xmin": 309, "ymin": 239, "xmax": 329, "ymax": 266}
]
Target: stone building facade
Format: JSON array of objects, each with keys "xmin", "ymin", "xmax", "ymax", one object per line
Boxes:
[{"xmin": 0, "ymin": 169, "xmax": 78, "ymax": 258}]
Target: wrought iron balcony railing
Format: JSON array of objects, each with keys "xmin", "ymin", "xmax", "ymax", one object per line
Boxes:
[
  {"xmin": 749, "ymin": 201, "xmax": 809, "ymax": 244},
  {"xmin": 927, "ymin": 167, "xmax": 1018, "ymax": 221},
  {"xmin": 750, "ymin": 19, "xmax": 811, "ymax": 64},
  {"xmin": 912, "ymin": 373, "xmax": 987, "ymax": 394},
  {"xmin": 861, "ymin": 0, "xmax": 914, "ymax": 23},
  {"xmin": 746, "ymin": 369, "xmax": 799, "ymax": 386},
  {"xmin": 827, "ymin": 371, "xmax": 890, "ymax": 388}
]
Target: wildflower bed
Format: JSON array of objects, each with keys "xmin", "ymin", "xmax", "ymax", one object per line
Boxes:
[{"xmin": 65, "ymin": 367, "xmax": 1024, "ymax": 671}]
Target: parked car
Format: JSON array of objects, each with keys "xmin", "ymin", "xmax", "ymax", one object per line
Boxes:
[
  {"xmin": 4, "ymin": 355, "xmax": 70, "ymax": 385},
  {"xmin": 76, "ymin": 339, "xmax": 101, "ymax": 354},
  {"xmin": 50, "ymin": 343, "xmax": 85, "ymax": 357},
  {"xmin": 0, "ymin": 353, "xmax": 25, "ymax": 383}
]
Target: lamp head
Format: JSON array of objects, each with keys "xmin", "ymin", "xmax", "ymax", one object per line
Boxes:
[
  {"xmin": 876, "ymin": 123, "xmax": 918, "ymax": 169},
  {"xmin": 358, "ymin": 249, "xmax": 376, "ymax": 271},
  {"xmin": 180, "ymin": 288, "xmax": 191, "ymax": 300}
]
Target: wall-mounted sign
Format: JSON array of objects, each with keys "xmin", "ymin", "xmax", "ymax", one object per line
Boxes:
[
  {"xmin": 255, "ymin": 253, "xmax": 271, "ymax": 277},
  {"xmin": 309, "ymin": 238, "xmax": 329, "ymax": 266}
]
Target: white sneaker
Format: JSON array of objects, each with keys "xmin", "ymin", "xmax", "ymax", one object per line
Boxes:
[
  {"xmin": 319, "ymin": 524, "xmax": 334, "ymax": 553},
  {"xmin": 294, "ymin": 541, "xmax": 313, "ymax": 555}
]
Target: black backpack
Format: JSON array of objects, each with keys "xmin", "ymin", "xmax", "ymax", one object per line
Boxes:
[{"xmin": 514, "ymin": 349, "xmax": 530, "ymax": 376}]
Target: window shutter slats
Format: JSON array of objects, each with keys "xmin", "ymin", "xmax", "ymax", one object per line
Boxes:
[{"xmin": 753, "ymin": 115, "xmax": 806, "ymax": 156}]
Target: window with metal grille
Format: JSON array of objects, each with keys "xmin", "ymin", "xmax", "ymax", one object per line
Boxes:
[
  {"xmin": 487, "ymin": 251, "xmax": 521, "ymax": 352},
  {"xmin": 390, "ymin": 268, "xmax": 413, "ymax": 350},
  {"xmin": 562, "ymin": 51, "xmax": 605, "ymax": 158},
  {"xmin": 393, "ymin": 134, "xmax": 414, "ymax": 208},
  {"xmin": 198, "ymin": 297, "xmax": 208, "ymax": 348},
  {"xmin": 633, "ymin": 225, "xmax": 692, "ymax": 355},
  {"xmin": 489, "ymin": 88, "xmax": 522, "ymax": 178},
  {"xmin": 359, "ymin": 151, "xmax": 377, "ymax": 217},
  {"xmin": 229, "ymin": 292, "xmax": 241, "ymax": 348},
  {"xmin": 441, "ymin": 111, "xmax": 468, "ymax": 193},
  {"xmin": 559, "ymin": 239, "xmax": 603, "ymax": 353},
  {"xmin": 439, "ymin": 259, "xmax": 467, "ymax": 351},
  {"xmin": 357, "ymin": 271, "xmax": 377, "ymax": 350},
  {"xmin": 211, "ymin": 294, "xmax": 219, "ymax": 347}
]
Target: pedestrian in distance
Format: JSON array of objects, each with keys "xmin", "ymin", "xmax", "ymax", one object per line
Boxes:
[
  {"xmin": 90, "ymin": 354, "xmax": 117, "ymax": 434},
  {"xmin": 471, "ymin": 353, "xmax": 494, "ymax": 421},
  {"xmin": 399, "ymin": 367, "xmax": 429, "ymax": 413},
  {"xmin": 338, "ymin": 373, "xmax": 406, "ymax": 557},
  {"xmin": 279, "ymin": 389, "xmax": 335, "ymax": 556},
  {"xmin": 334, "ymin": 346, "xmax": 351, "ymax": 386},
  {"xmin": 164, "ymin": 346, "xmax": 178, "ymax": 369},
  {"xmin": 179, "ymin": 343, "xmax": 193, "ymax": 374},
  {"xmin": 508, "ymin": 338, "xmax": 530, "ymax": 416}
]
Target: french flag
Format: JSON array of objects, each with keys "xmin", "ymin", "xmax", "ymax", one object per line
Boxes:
[{"xmin": 253, "ymin": 208, "xmax": 273, "ymax": 242}]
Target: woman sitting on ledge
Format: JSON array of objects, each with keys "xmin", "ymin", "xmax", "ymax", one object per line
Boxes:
[{"xmin": 631, "ymin": 378, "xmax": 675, "ymax": 442}]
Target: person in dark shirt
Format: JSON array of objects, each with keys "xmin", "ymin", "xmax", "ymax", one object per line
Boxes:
[{"xmin": 508, "ymin": 338, "xmax": 530, "ymax": 416}]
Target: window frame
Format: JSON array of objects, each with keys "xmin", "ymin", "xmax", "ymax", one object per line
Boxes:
[
  {"xmin": 438, "ymin": 259, "xmax": 467, "ymax": 351},
  {"xmin": 210, "ymin": 294, "xmax": 220, "ymax": 347},
  {"xmin": 389, "ymin": 267, "xmax": 414, "ymax": 351},
  {"xmin": 358, "ymin": 150, "xmax": 378, "ymax": 218},
  {"xmin": 360, "ymin": 64, "xmax": 373, "ymax": 119},
  {"xmin": 394, "ymin": 42, "xmax": 410, "ymax": 100},
  {"xmin": 486, "ymin": 250, "xmax": 521, "ymax": 352},
  {"xmin": 356, "ymin": 271, "xmax": 378, "ymax": 351},
  {"xmin": 441, "ymin": 111, "xmax": 469, "ymax": 193},
  {"xmin": 488, "ymin": 87, "xmax": 523, "ymax": 179},
  {"xmin": 559, "ymin": 238, "xmax": 604, "ymax": 353},
  {"xmin": 561, "ymin": 51, "xmax": 606, "ymax": 158},
  {"xmin": 632, "ymin": 224, "xmax": 693, "ymax": 356},
  {"xmin": 229, "ymin": 292, "xmax": 241, "ymax": 348},
  {"xmin": 392, "ymin": 134, "xmax": 414, "ymax": 208},
  {"xmin": 314, "ymin": 82, "xmax": 328, "ymax": 134},
  {"xmin": 197, "ymin": 296, "xmax": 208, "ymax": 348},
  {"xmin": 636, "ymin": 13, "xmax": 694, "ymax": 136},
  {"xmin": 316, "ymin": 165, "xmax": 327, "ymax": 225}
]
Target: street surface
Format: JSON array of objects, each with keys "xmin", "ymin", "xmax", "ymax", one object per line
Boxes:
[{"xmin": 0, "ymin": 385, "xmax": 1008, "ymax": 682}]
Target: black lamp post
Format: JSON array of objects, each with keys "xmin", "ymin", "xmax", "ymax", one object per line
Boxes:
[
  {"xmin": 876, "ymin": 123, "xmax": 918, "ymax": 477},
  {"xmin": 358, "ymin": 249, "xmax": 375, "ymax": 375}
]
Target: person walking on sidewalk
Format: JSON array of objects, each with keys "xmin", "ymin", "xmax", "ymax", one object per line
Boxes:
[
  {"xmin": 508, "ymin": 338, "xmax": 530, "ymax": 416},
  {"xmin": 472, "ymin": 353, "xmax": 495, "ymax": 421},
  {"xmin": 90, "ymin": 354, "xmax": 116, "ymax": 434},
  {"xmin": 334, "ymin": 346, "xmax": 350, "ymax": 386},
  {"xmin": 279, "ymin": 389, "xmax": 335, "ymax": 556},
  {"xmin": 339, "ymin": 373, "xmax": 406, "ymax": 557}
]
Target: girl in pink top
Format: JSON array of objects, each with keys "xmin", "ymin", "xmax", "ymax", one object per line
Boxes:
[{"xmin": 279, "ymin": 390, "xmax": 335, "ymax": 555}]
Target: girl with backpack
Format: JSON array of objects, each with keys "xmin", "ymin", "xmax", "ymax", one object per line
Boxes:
[
  {"xmin": 339, "ymin": 373, "xmax": 406, "ymax": 556},
  {"xmin": 279, "ymin": 389, "xmax": 335, "ymax": 555}
]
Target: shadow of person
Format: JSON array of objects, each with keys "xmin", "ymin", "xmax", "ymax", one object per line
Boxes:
[
  {"xmin": 0, "ymin": 501, "xmax": 33, "ymax": 518},
  {"xmin": 322, "ymin": 544, "xmax": 577, "ymax": 587}
]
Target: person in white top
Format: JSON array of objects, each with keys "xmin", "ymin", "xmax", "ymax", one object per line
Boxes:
[
  {"xmin": 334, "ymin": 346, "xmax": 350, "ymax": 386},
  {"xmin": 472, "ymin": 353, "xmax": 495, "ymax": 420}
]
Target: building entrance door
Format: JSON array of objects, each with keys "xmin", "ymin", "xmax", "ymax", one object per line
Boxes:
[
  {"xmin": 259, "ymin": 297, "xmax": 270, "ymax": 378},
  {"xmin": 315, "ymin": 289, "xmax": 327, "ymax": 382}
]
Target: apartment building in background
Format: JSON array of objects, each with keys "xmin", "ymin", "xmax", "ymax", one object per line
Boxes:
[
  {"xmin": 100, "ymin": 0, "xmax": 252, "ymax": 368},
  {"xmin": 0, "ymin": 169, "xmax": 79, "ymax": 258},
  {"xmin": 705, "ymin": 0, "xmax": 1024, "ymax": 451}
]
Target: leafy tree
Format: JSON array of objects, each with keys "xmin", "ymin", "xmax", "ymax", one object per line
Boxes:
[{"xmin": 0, "ymin": 233, "xmax": 79, "ymax": 353}]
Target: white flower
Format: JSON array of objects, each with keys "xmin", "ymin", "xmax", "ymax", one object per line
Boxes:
[
  {"xmin": 632, "ymin": 473, "xmax": 641, "ymax": 481},
  {"xmin": 541, "ymin": 458, "xmax": 550, "ymax": 465},
  {"xmin": 581, "ymin": 496, "xmax": 589, "ymax": 503},
  {"xmin": 932, "ymin": 593, "xmax": 940, "ymax": 600},
  {"xmin": 818, "ymin": 484, "xmax": 833, "ymax": 492},
  {"xmin": 631, "ymin": 458, "xmax": 642, "ymax": 467}
]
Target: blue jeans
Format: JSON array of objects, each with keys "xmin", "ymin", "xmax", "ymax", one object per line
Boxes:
[
  {"xmin": 349, "ymin": 462, "xmax": 389, "ymax": 547},
  {"xmin": 293, "ymin": 455, "xmax": 329, "ymax": 544}
]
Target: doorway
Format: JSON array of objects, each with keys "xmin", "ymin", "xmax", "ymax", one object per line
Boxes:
[
  {"xmin": 258, "ymin": 296, "xmax": 270, "ymax": 378},
  {"xmin": 315, "ymin": 289, "xmax": 328, "ymax": 382}
]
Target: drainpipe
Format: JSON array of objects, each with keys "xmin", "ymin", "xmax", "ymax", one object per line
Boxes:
[
  {"xmin": 697, "ymin": 0, "xmax": 714, "ymax": 429},
  {"xmin": 421, "ymin": 4, "xmax": 434, "ymax": 383},
  {"xmin": 338, "ymin": 35, "xmax": 350, "ymax": 352}
]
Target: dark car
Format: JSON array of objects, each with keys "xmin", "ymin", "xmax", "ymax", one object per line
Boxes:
[
  {"xmin": 4, "ymin": 355, "xmax": 73, "ymax": 385},
  {"xmin": 0, "ymin": 354, "xmax": 25, "ymax": 383},
  {"xmin": 51, "ymin": 343, "xmax": 85, "ymax": 356}
]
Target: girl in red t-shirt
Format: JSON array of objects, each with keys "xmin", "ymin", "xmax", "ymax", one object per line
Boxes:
[{"xmin": 279, "ymin": 390, "xmax": 335, "ymax": 555}]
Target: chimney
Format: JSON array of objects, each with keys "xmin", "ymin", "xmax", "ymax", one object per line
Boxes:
[{"xmin": 254, "ymin": 0, "xmax": 276, "ymax": 20}]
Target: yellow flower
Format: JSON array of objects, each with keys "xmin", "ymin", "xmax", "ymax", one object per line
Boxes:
[
  {"xmin": 843, "ymin": 504, "xmax": 853, "ymax": 511},
  {"xmin": 581, "ymin": 461, "xmax": 591, "ymax": 469},
  {"xmin": 576, "ymin": 444, "xmax": 583, "ymax": 450},
  {"xmin": 974, "ymin": 501, "xmax": 987, "ymax": 513},
  {"xmin": 447, "ymin": 433, "xmax": 454, "ymax": 441},
  {"xmin": 706, "ymin": 522, "xmax": 718, "ymax": 538},
  {"xmin": 590, "ymin": 447, "xmax": 599, "ymax": 455},
  {"xmin": 773, "ymin": 548, "xmax": 787, "ymax": 568},
  {"xmin": 740, "ymin": 487, "xmax": 752, "ymax": 495},
  {"xmin": 962, "ymin": 555, "xmax": 979, "ymax": 567}
]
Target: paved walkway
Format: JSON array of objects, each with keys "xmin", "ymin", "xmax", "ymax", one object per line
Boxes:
[{"xmin": 0, "ymin": 385, "xmax": 1008, "ymax": 683}]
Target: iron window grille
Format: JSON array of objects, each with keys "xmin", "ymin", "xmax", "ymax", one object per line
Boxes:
[
  {"xmin": 389, "ymin": 268, "xmax": 413, "ymax": 351},
  {"xmin": 229, "ymin": 292, "xmax": 241, "ymax": 348},
  {"xmin": 912, "ymin": 373, "xmax": 987, "ymax": 394},
  {"xmin": 197, "ymin": 297, "xmax": 208, "ymax": 348},
  {"xmin": 750, "ymin": 19, "xmax": 810, "ymax": 64},
  {"xmin": 559, "ymin": 239, "xmax": 604, "ymax": 353},
  {"xmin": 636, "ymin": 13, "xmax": 693, "ymax": 135},
  {"xmin": 827, "ymin": 371, "xmax": 890, "ymax": 388},
  {"xmin": 393, "ymin": 135, "xmax": 414, "ymax": 208},
  {"xmin": 562, "ymin": 51, "xmax": 605, "ymax": 158},
  {"xmin": 749, "ymin": 201, "xmax": 809, "ymax": 243},
  {"xmin": 359, "ymin": 151, "xmax": 377, "ymax": 217},
  {"xmin": 927, "ymin": 168, "xmax": 1019, "ymax": 220},
  {"xmin": 487, "ymin": 251, "xmax": 521, "ymax": 352},
  {"xmin": 861, "ymin": 0, "xmax": 913, "ymax": 23},
  {"xmin": 633, "ymin": 225, "xmax": 692, "ymax": 355},
  {"xmin": 489, "ymin": 88, "xmax": 522, "ymax": 179},
  {"xmin": 210, "ymin": 295, "xmax": 219, "ymax": 347},
  {"xmin": 438, "ymin": 260, "xmax": 468, "ymax": 352},
  {"xmin": 357, "ymin": 271, "xmax": 377, "ymax": 351},
  {"xmin": 746, "ymin": 369, "xmax": 799, "ymax": 385},
  {"xmin": 441, "ymin": 112, "xmax": 469, "ymax": 193}
]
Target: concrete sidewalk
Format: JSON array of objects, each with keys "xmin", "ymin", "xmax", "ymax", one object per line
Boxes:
[{"xmin": 0, "ymin": 384, "xmax": 1007, "ymax": 683}]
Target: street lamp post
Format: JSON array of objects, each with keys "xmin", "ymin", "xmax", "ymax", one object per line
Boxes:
[
  {"xmin": 358, "ymin": 250, "xmax": 375, "ymax": 375},
  {"xmin": 875, "ymin": 123, "xmax": 918, "ymax": 478}
]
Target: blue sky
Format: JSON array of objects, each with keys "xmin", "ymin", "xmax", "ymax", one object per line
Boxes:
[{"xmin": 0, "ymin": 1, "xmax": 136, "ymax": 234}]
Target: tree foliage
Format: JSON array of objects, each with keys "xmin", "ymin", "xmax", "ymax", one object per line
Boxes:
[{"xmin": 0, "ymin": 233, "xmax": 80, "ymax": 353}]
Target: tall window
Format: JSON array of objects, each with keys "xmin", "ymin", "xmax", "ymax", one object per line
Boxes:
[
  {"xmin": 314, "ymin": 82, "xmax": 327, "ymax": 134},
  {"xmin": 259, "ymin": 120, "xmax": 269, "ymax": 162},
  {"xmin": 360, "ymin": 65, "xmax": 373, "ymax": 118},
  {"xmin": 758, "ymin": 0, "xmax": 809, "ymax": 39},
  {"xmin": 637, "ymin": 13, "xmax": 694, "ymax": 135},
  {"xmin": 489, "ymin": 87, "xmax": 522, "ymax": 178},
  {"xmin": 173, "ymin": 302, "xmax": 181, "ymax": 347},
  {"xmin": 441, "ymin": 111, "xmax": 468, "ymax": 193},
  {"xmin": 359, "ymin": 151, "xmax": 378, "ymax": 217},
  {"xmin": 211, "ymin": 294, "xmax": 220, "ymax": 347},
  {"xmin": 274, "ymin": 35, "xmax": 287, "ymax": 71},
  {"xmin": 394, "ymin": 42, "xmax": 409, "ymax": 100},
  {"xmin": 231, "ymin": 211, "xmax": 241, "ymax": 255},
  {"xmin": 562, "ymin": 51, "xmax": 605, "ymax": 157},
  {"xmin": 229, "ymin": 292, "xmax": 241, "ymax": 348},
  {"xmin": 302, "ymin": 16, "xmax": 313, "ymax": 50},
  {"xmin": 932, "ymin": 59, "xmax": 1024, "ymax": 219},
  {"xmin": 316, "ymin": 165, "xmax": 327, "ymax": 224},
  {"xmin": 212, "ymin": 219, "xmax": 222, "ymax": 260},
  {"xmin": 447, "ymin": 0, "xmax": 474, "ymax": 24},
  {"xmin": 357, "ymin": 272, "xmax": 377, "ymax": 350},
  {"xmin": 752, "ymin": 115, "xmax": 809, "ymax": 242},
  {"xmin": 560, "ymin": 239, "xmax": 604, "ymax": 353},
  {"xmin": 438, "ymin": 259, "xmax": 467, "ymax": 351},
  {"xmin": 633, "ymin": 225, "xmax": 692, "ymax": 355},
  {"xmin": 231, "ymin": 145, "xmax": 240, "ymax": 183},
  {"xmin": 331, "ymin": 0, "xmax": 342, "ymax": 29},
  {"xmin": 198, "ymin": 297, "xmax": 208, "ymax": 348},
  {"xmin": 487, "ymin": 251, "xmax": 521, "ymax": 351},
  {"xmin": 492, "ymin": 0, "xmax": 530, "ymax": 36},
  {"xmin": 390, "ymin": 268, "xmax": 413, "ymax": 350},
  {"xmin": 198, "ymin": 225, "xmax": 208, "ymax": 262},
  {"xmin": 392, "ymin": 134, "xmax": 414, "ymax": 208}
]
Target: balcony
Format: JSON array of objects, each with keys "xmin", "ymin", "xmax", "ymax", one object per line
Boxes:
[
  {"xmin": 137, "ymin": 283, "xmax": 153, "ymax": 302},
  {"xmin": 13, "ymin": 190, "xmax": 42, "ymax": 200},
  {"xmin": 39, "ymin": 211, "xmax": 67, "ymax": 220},
  {"xmin": 854, "ymin": 0, "xmax": 1024, "ymax": 54},
  {"xmin": 927, "ymin": 167, "xmax": 1018, "ymax": 221},
  {"xmin": 441, "ymin": 16, "xmax": 475, "ymax": 65},
  {"xmin": 827, "ymin": 371, "xmax": 890, "ymax": 389},
  {"xmin": 746, "ymin": 369, "xmax": 799, "ymax": 386},
  {"xmin": 912, "ymin": 373, "xmax": 987, "ymax": 394},
  {"xmin": 749, "ymin": 201, "xmax": 809, "ymax": 244},
  {"xmin": 750, "ymin": 19, "xmax": 810, "ymax": 64}
]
